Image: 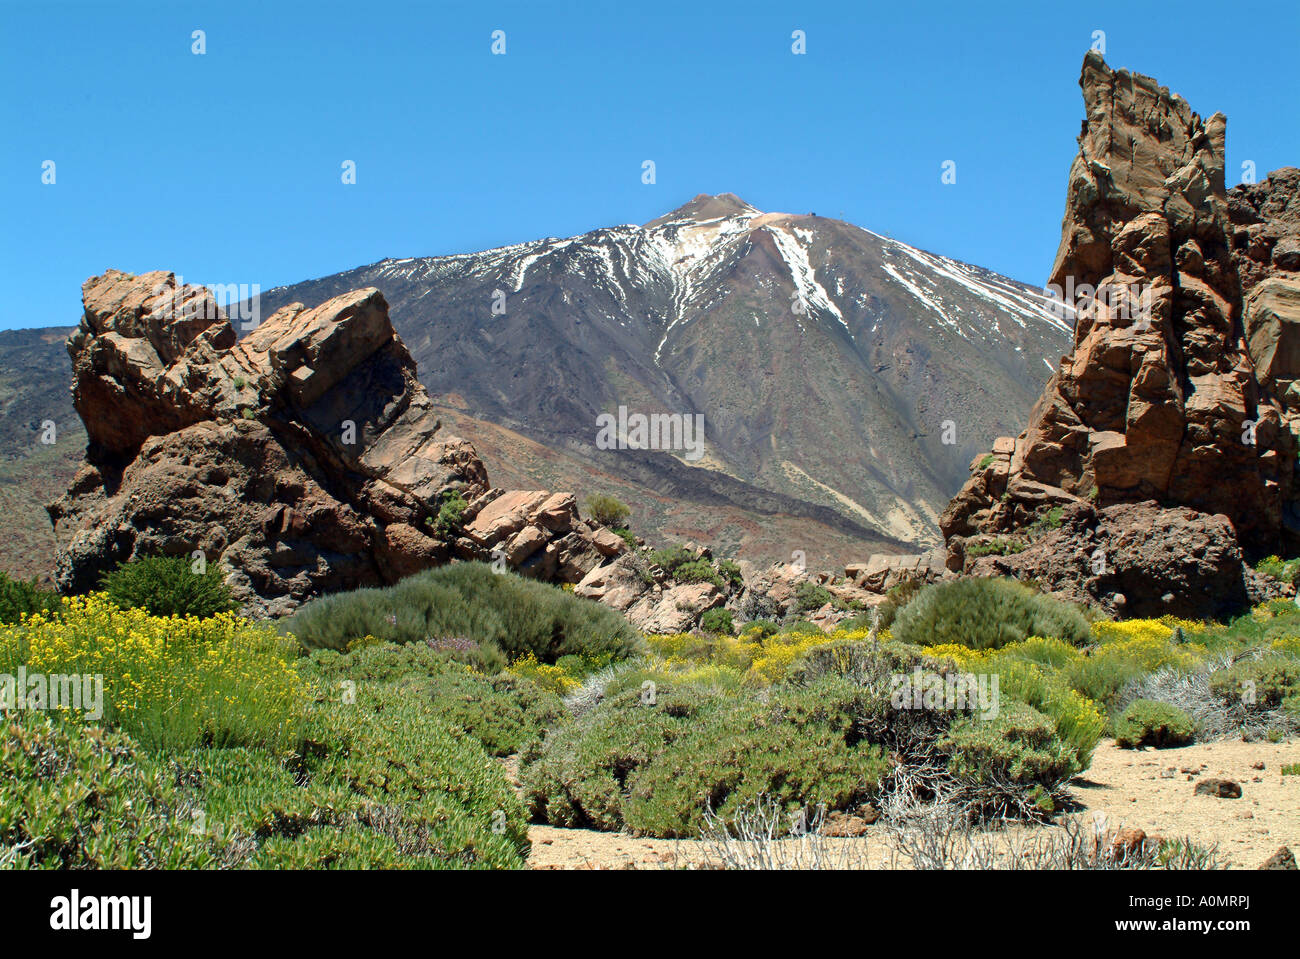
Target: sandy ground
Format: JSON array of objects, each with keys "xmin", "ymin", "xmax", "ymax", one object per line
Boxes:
[{"xmin": 514, "ymin": 738, "xmax": 1300, "ymax": 870}]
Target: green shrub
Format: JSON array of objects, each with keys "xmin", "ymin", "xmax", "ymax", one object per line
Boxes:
[
  {"xmin": 584, "ymin": 494, "xmax": 630, "ymax": 528},
  {"xmin": 181, "ymin": 686, "xmax": 528, "ymax": 869},
  {"xmin": 647, "ymin": 546, "xmax": 696, "ymax": 574},
  {"xmin": 717, "ymin": 560, "xmax": 744, "ymax": 591},
  {"xmin": 991, "ymin": 660, "xmax": 1104, "ymax": 768},
  {"xmin": 1255, "ymin": 554, "xmax": 1300, "ymax": 585},
  {"xmin": 877, "ymin": 577, "xmax": 924, "ymax": 629},
  {"xmin": 622, "ymin": 680, "xmax": 890, "ymax": 837},
  {"xmin": 304, "ymin": 641, "xmax": 453, "ymax": 685},
  {"xmin": 398, "ymin": 671, "xmax": 567, "ymax": 757},
  {"xmin": 966, "ymin": 537, "xmax": 1026, "ymax": 558},
  {"xmin": 1208, "ymin": 656, "xmax": 1300, "ymax": 712},
  {"xmin": 432, "ymin": 490, "xmax": 468, "ymax": 538},
  {"xmin": 523, "ymin": 681, "xmax": 723, "ymax": 831},
  {"xmin": 1114, "ymin": 700, "xmax": 1195, "ymax": 749},
  {"xmin": 283, "ymin": 563, "xmax": 644, "ymax": 668},
  {"xmin": 740, "ymin": 619, "xmax": 780, "ymax": 639},
  {"xmin": 795, "ymin": 580, "xmax": 835, "ymax": 612},
  {"xmin": 941, "ymin": 701, "xmax": 1080, "ymax": 812},
  {"xmin": 0, "ymin": 572, "xmax": 61, "ymax": 625},
  {"xmin": 302, "ymin": 642, "xmax": 567, "ymax": 757},
  {"xmin": 613, "ymin": 528, "xmax": 637, "ymax": 551},
  {"xmin": 0, "ymin": 713, "xmax": 224, "ymax": 868},
  {"xmin": 700, "ymin": 607, "xmax": 734, "ymax": 635},
  {"xmin": 673, "ymin": 559, "xmax": 724, "ymax": 588},
  {"xmin": 893, "ymin": 577, "xmax": 1090, "ymax": 651},
  {"xmin": 523, "ymin": 678, "xmax": 889, "ymax": 838},
  {"xmin": 100, "ymin": 555, "xmax": 235, "ymax": 618},
  {"xmin": 1029, "ymin": 506, "xmax": 1065, "ymax": 533}
]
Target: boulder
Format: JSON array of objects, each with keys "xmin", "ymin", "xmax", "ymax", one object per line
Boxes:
[
  {"xmin": 1193, "ymin": 777, "xmax": 1242, "ymax": 799},
  {"xmin": 958, "ymin": 501, "xmax": 1273, "ymax": 619},
  {"xmin": 625, "ymin": 581, "xmax": 724, "ymax": 633}
]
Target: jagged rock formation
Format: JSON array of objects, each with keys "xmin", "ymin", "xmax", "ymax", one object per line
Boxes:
[
  {"xmin": 1229, "ymin": 167, "xmax": 1300, "ymax": 296},
  {"xmin": 48, "ymin": 270, "xmax": 622, "ymax": 615},
  {"xmin": 1230, "ymin": 168, "xmax": 1300, "ymax": 464},
  {"xmin": 942, "ymin": 53, "xmax": 1299, "ymax": 616}
]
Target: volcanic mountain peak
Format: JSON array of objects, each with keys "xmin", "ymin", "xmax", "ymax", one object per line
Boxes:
[
  {"xmin": 242, "ymin": 190, "xmax": 1076, "ymax": 563},
  {"xmin": 643, "ymin": 192, "xmax": 762, "ymax": 228}
]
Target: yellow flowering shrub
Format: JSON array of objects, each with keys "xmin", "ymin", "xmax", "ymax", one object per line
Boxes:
[
  {"xmin": 0, "ymin": 594, "xmax": 304, "ymax": 750},
  {"xmin": 1271, "ymin": 635, "xmax": 1300, "ymax": 656},
  {"xmin": 920, "ymin": 643, "xmax": 990, "ymax": 668},
  {"xmin": 642, "ymin": 621, "xmax": 894, "ymax": 686},
  {"xmin": 506, "ymin": 652, "xmax": 581, "ymax": 695},
  {"xmin": 1091, "ymin": 616, "xmax": 1207, "ymax": 645}
]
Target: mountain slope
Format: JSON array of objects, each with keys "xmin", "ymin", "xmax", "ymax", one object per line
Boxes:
[
  {"xmin": 251, "ymin": 195, "xmax": 1070, "ymax": 557},
  {"xmin": 0, "ymin": 327, "xmax": 85, "ymax": 582}
]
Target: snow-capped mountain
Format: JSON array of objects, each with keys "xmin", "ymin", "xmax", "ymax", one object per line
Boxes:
[{"xmin": 251, "ymin": 194, "xmax": 1071, "ymax": 560}]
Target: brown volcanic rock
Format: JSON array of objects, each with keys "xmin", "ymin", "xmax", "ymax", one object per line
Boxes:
[
  {"xmin": 1228, "ymin": 167, "xmax": 1300, "ymax": 296},
  {"xmin": 48, "ymin": 270, "xmax": 616, "ymax": 615},
  {"xmin": 944, "ymin": 54, "xmax": 1296, "ymax": 582},
  {"xmin": 956, "ymin": 501, "xmax": 1284, "ymax": 619}
]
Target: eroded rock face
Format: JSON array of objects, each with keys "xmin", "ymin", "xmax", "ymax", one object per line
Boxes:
[
  {"xmin": 960, "ymin": 501, "xmax": 1283, "ymax": 619},
  {"xmin": 1229, "ymin": 167, "xmax": 1300, "ymax": 296},
  {"xmin": 48, "ymin": 270, "xmax": 622, "ymax": 615},
  {"xmin": 943, "ymin": 54, "xmax": 1298, "ymax": 609}
]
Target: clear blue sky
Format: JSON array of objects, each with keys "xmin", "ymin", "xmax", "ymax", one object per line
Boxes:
[{"xmin": 2, "ymin": 0, "xmax": 1297, "ymax": 330}]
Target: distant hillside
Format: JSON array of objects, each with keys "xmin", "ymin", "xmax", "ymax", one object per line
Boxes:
[{"xmin": 0, "ymin": 327, "xmax": 83, "ymax": 582}]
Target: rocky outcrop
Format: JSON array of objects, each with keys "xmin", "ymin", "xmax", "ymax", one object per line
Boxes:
[
  {"xmin": 48, "ymin": 270, "xmax": 623, "ymax": 615},
  {"xmin": 942, "ymin": 54, "xmax": 1300, "ymax": 615},
  {"xmin": 1229, "ymin": 167, "xmax": 1300, "ymax": 296},
  {"xmin": 1229, "ymin": 169, "xmax": 1300, "ymax": 476},
  {"xmin": 960, "ymin": 501, "xmax": 1282, "ymax": 619}
]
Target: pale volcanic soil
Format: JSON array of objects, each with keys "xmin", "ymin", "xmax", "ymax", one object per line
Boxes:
[{"xmin": 507, "ymin": 739, "xmax": 1300, "ymax": 870}]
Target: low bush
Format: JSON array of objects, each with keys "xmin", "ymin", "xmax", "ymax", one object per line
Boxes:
[
  {"xmin": 876, "ymin": 577, "xmax": 924, "ymax": 630},
  {"xmin": 0, "ymin": 572, "xmax": 61, "ymax": 625},
  {"xmin": 100, "ymin": 555, "xmax": 235, "ymax": 618},
  {"xmin": 506, "ymin": 652, "xmax": 581, "ymax": 696},
  {"xmin": 432, "ymin": 490, "xmax": 468, "ymax": 538},
  {"xmin": 1114, "ymin": 700, "xmax": 1195, "ymax": 749},
  {"xmin": 699, "ymin": 608, "xmax": 734, "ymax": 635},
  {"xmin": 0, "ymin": 713, "xmax": 226, "ymax": 869},
  {"xmin": 673, "ymin": 559, "xmax": 724, "ymax": 588},
  {"xmin": 893, "ymin": 577, "xmax": 1091, "ymax": 651},
  {"xmin": 1255, "ymin": 554, "xmax": 1300, "ymax": 585},
  {"xmin": 717, "ymin": 560, "xmax": 744, "ymax": 591},
  {"xmin": 303, "ymin": 642, "xmax": 567, "ymax": 757},
  {"xmin": 172, "ymin": 685, "xmax": 528, "ymax": 869},
  {"xmin": 1207, "ymin": 655, "xmax": 1300, "ymax": 712},
  {"xmin": 941, "ymin": 701, "xmax": 1080, "ymax": 815},
  {"xmin": 584, "ymin": 494, "xmax": 630, "ymax": 529},
  {"xmin": 282, "ymin": 563, "xmax": 643, "ymax": 668},
  {"xmin": 523, "ymin": 678, "xmax": 889, "ymax": 837},
  {"xmin": 795, "ymin": 580, "xmax": 835, "ymax": 612},
  {"xmin": 647, "ymin": 546, "xmax": 696, "ymax": 575}
]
